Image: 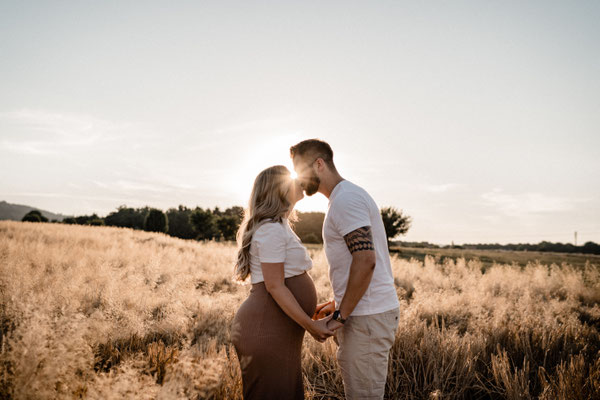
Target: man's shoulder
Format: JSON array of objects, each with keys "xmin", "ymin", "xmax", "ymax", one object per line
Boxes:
[
  {"xmin": 327, "ymin": 181, "xmax": 373, "ymax": 231},
  {"xmin": 332, "ymin": 181, "xmax": 370, "ymax": 206}
]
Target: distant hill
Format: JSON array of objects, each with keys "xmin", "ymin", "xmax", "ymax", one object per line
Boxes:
[{"xmin": 0, "ymin": 200, "xmax": 72, "ymax": 222}]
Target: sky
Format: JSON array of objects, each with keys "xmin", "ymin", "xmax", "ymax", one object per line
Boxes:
[{"xmin": 1, "ymin": 1, "xmax": 599, "ymax": 245}]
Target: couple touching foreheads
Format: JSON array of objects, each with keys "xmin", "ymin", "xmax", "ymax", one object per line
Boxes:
[{"xmin": 230, "ymin": 139, "xmax": 400, "ymax": 400}]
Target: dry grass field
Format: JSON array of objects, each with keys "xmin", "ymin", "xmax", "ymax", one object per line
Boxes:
[
  {"xmin": 1, "ymin": 220, "xmax": 599, "ymax": 399},
  {"xmin": 389, "ymin": 246, "xmax": 600, "ymax": 272}
]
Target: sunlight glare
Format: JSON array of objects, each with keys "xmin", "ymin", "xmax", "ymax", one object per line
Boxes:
[{"xmin": 222, "ymin": 133, "xmax": 328, "ymax": 213}]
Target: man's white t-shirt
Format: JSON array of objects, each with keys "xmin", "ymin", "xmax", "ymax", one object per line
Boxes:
[
  {"xmin": 249, "ymin": 219, "xmax": 313, "ymax": 284},
  {"xmin": 323, "ymin": 180, "xmax": 399, "ymax": 316}
]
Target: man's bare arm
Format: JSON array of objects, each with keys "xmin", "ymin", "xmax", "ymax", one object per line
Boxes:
[
  {"xmin": 328, "ymin": 226, "xmax": 376, "ymax": 328},
  {"xmin": 344, "ymin": 226, "xmax": 375, "ymax": 253}
]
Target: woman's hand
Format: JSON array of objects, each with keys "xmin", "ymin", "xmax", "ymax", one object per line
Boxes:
[
  {"xmin": 312, "ymin": 300, "xmax": 335, "ymax": 320},
  {"xmin": 307, "ymin": 313, "xmax": 335, "ymax": 342}
]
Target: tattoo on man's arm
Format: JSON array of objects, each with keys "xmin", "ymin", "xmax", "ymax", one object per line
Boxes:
[{"xmin": 344, "ymin": 226, "xmax": 374, "ymax": 254}]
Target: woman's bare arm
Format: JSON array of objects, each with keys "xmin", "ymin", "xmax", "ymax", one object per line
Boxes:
[{"xmin": 261, "ymin": 262, "xmax": 334, "ymax": 342}]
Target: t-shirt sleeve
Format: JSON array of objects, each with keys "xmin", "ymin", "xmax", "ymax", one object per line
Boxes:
[
  {"xmin": 252, "ymin": 222, "xmax": 287, "ymax": 263},
  {"xmin": 332, "ymin": 192, "xmax": 372, "ymax": 237}
]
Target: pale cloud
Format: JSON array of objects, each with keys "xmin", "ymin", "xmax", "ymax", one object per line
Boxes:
[
  {"xmin": 114, "ymin": 180, "xmax": 171, "ymax": 193},
  {"xmin": 0, "ymin": 109, "xmax": 140, "ymax": 154},
  {"xmin": 481, "ymin": 188, "xmax": 578, "ymax": 217},
  {"xmin": 170, "ymin": 182, "xmax": 196, "ymax": 190},
  {"xmin": 184, "ymin": 116, "xmax": 301, "ymax": 153},
  {"xmin": 6, "ymin": 191, "xmax": 136, "ymax": 204},
  {"xmin": 90, "ymin": 180, "xmax": 110, "ymax": 189},
  {"xmin": 93, "ymin": 178, "xmax": 198, "ymax": 195},
  {"xmin": 0, "ymin": 140, "xmax": 58, "ymax": 155},
  {"xmin": 422, "ymin": 183, "xmax": 462, "ymax": 193}
]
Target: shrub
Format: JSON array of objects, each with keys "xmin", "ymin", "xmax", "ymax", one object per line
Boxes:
[
  {"xmin": 381, "ymin": 206, "xmax": 411, "ymax": 244},
  {"xmin": 144, "ymin": 209, "xmax": 168, "ymax": 233},
  {"xmin": 190, "ymin": 208, "xmax": 217, "ymax": 240},
  {"xmin": 21, "ymin": 210, "xmax": 47, "ymax": 222},
  {"xmin": 302, "ymin": 233, "xmax": 321, "ymax": 244}
]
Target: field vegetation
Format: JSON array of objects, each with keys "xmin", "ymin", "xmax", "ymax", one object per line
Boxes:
[
  {"xmin": 389, "ymin": 246, "xmax": 600, "ymax": 271},
  {"xmin": 0, "ymin": 220, "xmax": 599, "ymax": 399}
]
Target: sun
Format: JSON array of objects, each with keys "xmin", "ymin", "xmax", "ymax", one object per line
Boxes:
[
  {"xmin": 223, "ymin": 135, "xmax": 328, "ymax": 213},
  {"xmin": 224, "ymin": 137, "xmax": 296, "ymax": 204}
]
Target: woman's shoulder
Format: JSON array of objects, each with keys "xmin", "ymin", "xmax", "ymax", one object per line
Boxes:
[{"xmin": 253, "ymin": 219, "xmax": 286, "ymax": 238}]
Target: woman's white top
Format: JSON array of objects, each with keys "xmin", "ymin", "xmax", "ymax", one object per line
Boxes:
[{"xmin": 249, "ymin": 218, "xmax": 313, "ymax": 284}]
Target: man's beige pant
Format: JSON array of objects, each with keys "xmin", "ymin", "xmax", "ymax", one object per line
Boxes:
[{"xmin": 335, "ymin": 307, "xmax": 399, "ymax": 400}]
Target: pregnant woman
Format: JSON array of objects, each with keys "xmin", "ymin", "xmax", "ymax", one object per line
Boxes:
[{"xmin": 230, "ymin": 165, "xmax": 334, "ymax": 400}]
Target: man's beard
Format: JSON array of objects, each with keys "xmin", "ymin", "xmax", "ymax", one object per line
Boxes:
[{"xmin": 303, "ymin": 175, "xmax": 320, "ymax": 196}]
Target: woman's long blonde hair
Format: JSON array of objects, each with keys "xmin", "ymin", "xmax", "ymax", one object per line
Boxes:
[{"xmin": 234, "ymin": 165, "xmax": 296, "ymax": 281}]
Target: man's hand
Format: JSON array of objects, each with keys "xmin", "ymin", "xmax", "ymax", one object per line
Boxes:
[
  {"xmin": 307, "ymin": 314, "xmax": 335, "ymax": 343},
  {"xmin": 326, "ymin": 318, "xmax": 344, "ymax": 332},
  {"xmin": 312, "ymin": 300, "xmax": 335, "ymax": 320}
]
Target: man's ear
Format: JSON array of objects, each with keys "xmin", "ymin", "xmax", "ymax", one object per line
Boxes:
[{"xmin": 314, "ymin": 158, "xmax": 325, "ymax": 172}]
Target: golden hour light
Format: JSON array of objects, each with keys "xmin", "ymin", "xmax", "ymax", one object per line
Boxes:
[{"xmin": 1, "ymin": 1, "xmax": 599, "ymax": 398}]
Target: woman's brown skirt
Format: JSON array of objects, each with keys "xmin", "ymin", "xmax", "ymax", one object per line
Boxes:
[{"xmin": 231, "ymin": 272, "xmax": 317, "ymax": 400}]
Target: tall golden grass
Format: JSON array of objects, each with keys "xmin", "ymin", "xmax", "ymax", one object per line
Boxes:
[{"xmin": 0, "ymin": 220, "xmax": 598, "ymax": 399}]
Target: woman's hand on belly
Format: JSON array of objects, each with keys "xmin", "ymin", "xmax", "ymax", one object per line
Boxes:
[{"xmin": 262, "ymin": 262, "xmax": 335, "ymax": 341}]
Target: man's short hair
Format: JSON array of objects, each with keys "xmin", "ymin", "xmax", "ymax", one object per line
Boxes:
[{"xmin": 290, "ymin": 139, "xmax": 336, "ymax": 170}]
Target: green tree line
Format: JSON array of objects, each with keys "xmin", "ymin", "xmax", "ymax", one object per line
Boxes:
[
  {"xmin": 21, "ymin": 205, "xmax": 412, "ymax": 246},
  {"xmin": 459, "ymin": 240, "xmax": 600, "ymax": 255},
  {"xmin": 393, "ymin": 239, "xmax": 600, "ymax": 255},
  {"xmin": 21, "ymin": 207, "xmax": 600, "ymax": 255}
]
